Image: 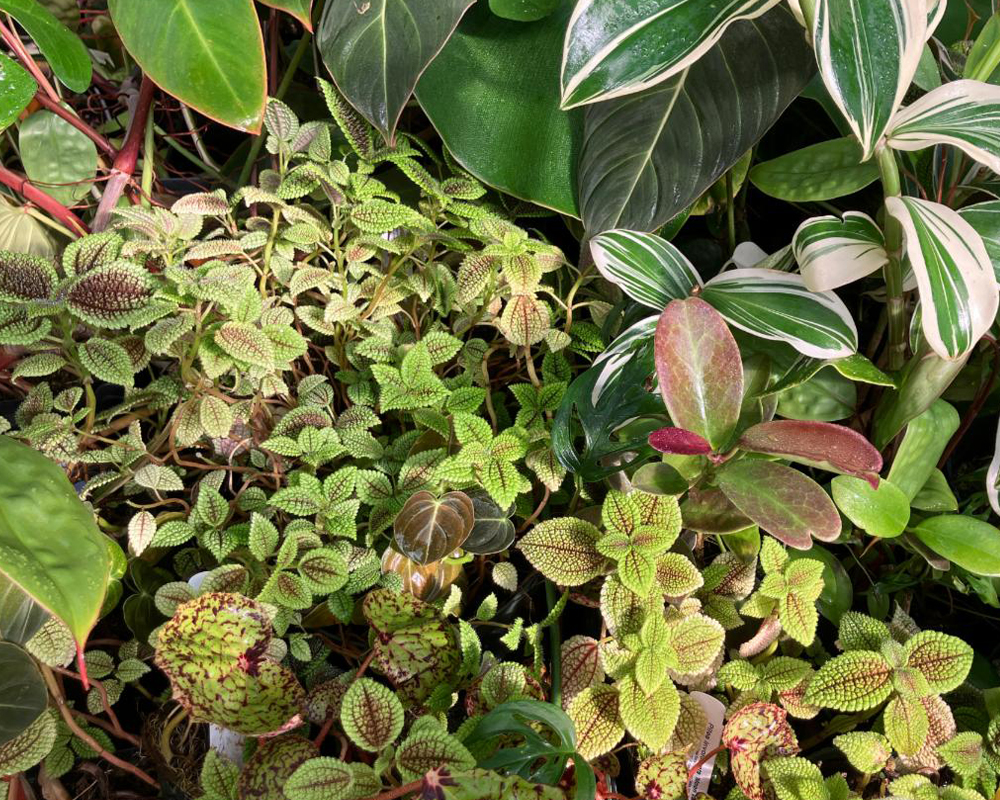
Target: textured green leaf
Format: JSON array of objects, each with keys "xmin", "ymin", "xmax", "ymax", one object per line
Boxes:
[
  {"xmin": 834, "ymin": 731, "xmax": 892, "ymax": 773},
  {"xmin": 567, "ymin": 685, "xmax": 624, "ymax": 759},
  {"xmin": 285, "ymin": 757, "xmax": 354, "ymax": 800},
  {"xmin": 517, "ymin": 517, "xmax": 606, "ymax": 586},
  {"xmin": 235, "ymin": 735, "xmax": 318, "ymax": 800},
  {"xmin": 884, "ymin": 694, "xmax": 930, "ymax": 756},
  {"xmin": 804, "ymin": 651, "xmax": 893, "ymax": 711},
  {"xmin": 215, "ymin": 322, "xmax": 275, "ymax": 368},
  {"xmin": 560, "ymin": 636, "xmax": 603, "ymax": 710},
  {"xmin": 763, "ymin": 756, "xmax": 827, "ymax": 800},
  {"xmin": 66, "ymin": 262, "xmax": 152, "ymax": 329},
  {"xmin": 0, "ymin": 708, "xmax": 56, "ymax": 776},
  {"xmin": 340, "ymin": 678, "xmax": 404, "ymax": 752},
  {"xmin": 617, "ymin": 675, "xmax": 680, "ymax": 751},
  {"xmin": 394, "ymin": 726, "xmax": 475, "ymax": 781},
  {"xmin": 903, "ymin": 630, "xmax": 973, "ymax": 693}
]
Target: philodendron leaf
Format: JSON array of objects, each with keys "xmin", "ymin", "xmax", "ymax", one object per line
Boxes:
[
  {"xmin": 0, "ymin": 574, "xmax": 48, "ymax": 646},
  {"xmin": 393, "ymin": 490, "xmax": 474, "ymax": 565},
  {"xmin": 340, "ymin": 678, "xmax": 404, "ymax": 752},
  {"xmin": 793, "ymin": 212, "xmax": 888, "ymax": 292},
  {"xmin": 885, "ymin": 196, "xmax": 998, "ymax": 361},
  {"xmin": 722, "ymin": 702, "xmax": 799, "ymax": 800},
  {"xmin": 517, "ymin": 518, "xmax": 606, "ymax": 586},
  {"xmin": 750, "ymin": 137, "xmax": 881, "ymax": 202},
  {"xmin": 655, "ymin": 297, "xmax": 743, "ymax": 451},
  {"xmin": 812, "ymin": 0, "xmax": 926, "ymax": 160},
  {"xmin": 577, "ymin": 6, "xmax": 813, "ymax": 234},
  {"xmin": 559, "ymin": 0, "xmax": 782, "ymax": 108},
  {"xmin": 0, "ymin": 0, "xmax": 90, "ymax": 92},
  {"xmin": 804, "ymin": 651, "xmax": 893, "ymax": 711},
  {"xmin": 258, "ymin": 0, "xmax": 313, "ymax": 28},
  {"xmin": 0, "ymin": 436, "xmax": 110, "ymax": 651},
  {"xmin": 153, "ymin": 593, "xmax": 305, "ymax": 736},
  {"xmin": 716, "ymin": 460, "xmax": 841, "ymax": 549},
  {"xmin": 0, "ymin": 642, "xmax": 47, "ymax": 746},
  {"xmin": 317, "ymin": 0, "xmax": 474, "ymax": 143},
  {"xmin": 0, "ymin": 54, "xmax": 35, "ymax": 133},
  {"xmin": 108, "ymin": 0, "xmax": 266, "ymax": 132},
  {"xmin": 888, "ymin": 80, "xmax": 1000, "ymax": 173},
  {"xmin": 737, "ymin": 420, "xmax": 882, "ymax": 483},
  {"xmin": 910, "ymin": 515, "xmax": 1000, "ymax": 576},
  {"xmin": 831, "ymin": 476, "xmax": 910, "ymax": 538},
  {"xmin": 701, "ymin": 268, "xmax": 859, "ymax": 359},
  {"xmin": 590, "ymin": 229, "xmax": 702, "ymax": 309}
]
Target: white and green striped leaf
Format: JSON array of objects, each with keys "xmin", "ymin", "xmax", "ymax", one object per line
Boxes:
[
  {"xmin": 813, "ymin": 0, "xmax": 926, "ymax": 161},
  {"xmin": 559, "ymin": 0, "xmax": 782, "ymax": 109},
  {"xmin": 590, "ymin": 229, "xmax": 703, "ymax": 309},
  {"xmin": 885, "ymin": 196, "xmax": 999, "ymax": 360},
  {"xmin": 958, "ymin": 200, "xmax": 1000, "ymax": 281},
  {"xmin": 793, "ymin": 212, "xmax": 888, "ymax": 291},
  {"xmin": 701, "ymin": 268, "xmax": 858, "ymax": 359},
  {"xmin": 988, "ymin": 414, "xmax": 1000, "ymax": 517},
  {"xmin": 887, "ymin": 80, "xmax": 1000, "ymax": 173}
]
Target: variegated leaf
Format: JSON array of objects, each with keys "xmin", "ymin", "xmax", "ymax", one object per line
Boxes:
[
  {"xmin": 793, "ymin": 212, "xmax": 888, "ymax": 292},
  {"xmin": 701, "ymin": 268, "xmax": 858, "ymax": 359},
  {"xmin": 590, "ymin": 229, "xmax": 702, "ymax": 308},
  {"xmin": 567, "ymin": 684, "xmax": 624, "ymax": 759},
  {"xmin": 560, "ymin": 0, "xmax": 782, "ymax": 108},
  {"xmin": 813, "ymin": 0, "xmax": 926, "ymax": 160},
  {"xmin": 888, "ymin": 80, "xmax": 1000, "ymax": 173},
  {"xmin": 885, "ymin": 196, "xmax": 998, "ymax": 360}
]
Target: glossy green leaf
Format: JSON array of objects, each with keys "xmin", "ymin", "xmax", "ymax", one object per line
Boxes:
[
  {"xmin": 0, "ymin": 642, "xmax": 46, "ymax": 746},
  {"xmin": 738, "ymin": 420, "xmax": 882, "ymax": 483},
  {"xmin": 318, "ymin": 0, "xmax": 473, "ymax": 142},
  {"xmin": 831, "ymin": 476, "xmax": 909, "ymax": 538},
  {"xmin": 793, "ymin": 212, "xmax": 888, "ymax": 292},
  {"xmin": 0, "ymin": 574, "xmax": 48, "ymax": 646},
  {"xmin": 654, "ymin": 298, "xmax": 742, "ymax": 451},
  {"xmin": 108, "ymin": 0, "xmax": 266, "ymax": 132},
  {"xmin": 776, "ymin": 368, "xmax": 856, "ymax": 422},
  {"xmin": 258, "ymin": 0, "xmax": 313, "ymax": 28},
  {"xmin": 885, "ymin": 195, "xmax": 998, "ymax": 361},
  {"xmin": 812, "ymin": 0, "xmax": 926, "ymax": 160},
  {"xmin": 958, "ymin": 200, "xmax": 1000, "ymax": 281},
  {"xmin": 590, "ymin": 229, "xmax": 702, "ymax": 309},
  {"xmin": 0, "ymin": 437, "xmax": 110, "ymax": 649},
  {"xmin": 559, "ymin": 0, "xmax": 781, "ymax": 108},
  {"xmin": 416, "ymin": 0, "xmax": 582, "ymax": 216},
  {"xmin": 702, "ymin": 268, "xmax": 858, "ymax": 359},
  {"xmin": 0, "ymin": 54, "xmax": 35, "ymax": 134},
  {"xmin": 716, "ymin": 460, "xmax": 841, "ymax": 549},
  {"xmin": 911, "ymin": 515, "xmax": 1000, "ymax": 576},
  {"xmin": 0, "ymin": 0, "xmax": 90, "ymax": 92},
  {"xmin": 751, "ymin": 137, "xmax": 880, "ymax": 202},
  {"xmin": 19, "ymin": 109, "xmax": 97, "ymax": 205},
  {"xmin": 910, "ymin": 469, "xmax": 958, "ymax": 512},
  {"xmin": 489, "ymin": 0, "xmax": 559, "ymax": 21},
  {"xmin": 577, "ymin": 6, "xmax": 812, "ymax": 234},
  {"xmin": 886, "ymin": 400, "xmax": 960, "ymax": 501}
]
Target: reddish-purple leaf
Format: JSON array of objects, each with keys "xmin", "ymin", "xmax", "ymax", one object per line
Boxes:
[
  {"xmin": 716, "ymin": 460, "xmax": 841, "ymax": 549},
  {"xmin": 655, "ymin": 298, "xmax": 743, "ymax": 451},
  {"xmin": 648, "ymin": 427, "xmax": 713, "ymax": 455},
  {"xmin": 738, "ymin": 421, "xmax": 882, "ymax": 485}
]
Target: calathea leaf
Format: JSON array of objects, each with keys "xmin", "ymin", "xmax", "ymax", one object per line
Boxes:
[
  {"xmin": 793, "ymin": 212, "xmax": 888, "ymax": 292},
  {"xmin": 812, "ymin": 0, "xmax": 926, "ymax": 160},
  {"xmin": 393, "ymin": 490, "xmax": 474, "ymax": 565},
  {"xmin": 317, "ymin": 0, "xmax": 474, "ymax": 143},
  {"xmin": 654, "ymin": 298, "xmax": 743, "ymax": 452},
  {"xmin": 701, "ymin": 268, "xmax": 859, "ymax": 359},
  {"xmin": 577, "ymin": 6, "xmax": 813, "ymax": 234},
  {"xmin": 590, "ymin": 229, "xmax": 702, "ymax": 309},
  {"xmin": 887, "ymin": 80, "xmax": 1000, "ymax": 173},
  {"xmin": 559, "ymin": 0, "xmax": 782, "ymax": 108},
  {"xmin": 884, "ymin": 196, "xmax": 998, "ymax": 360}
]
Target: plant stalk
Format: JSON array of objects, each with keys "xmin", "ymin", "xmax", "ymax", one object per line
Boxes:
[
  {"xmin": 545, "ymin": 579, "xmax": 562, "ymax": 708},
  {"xmin": 0, "ymin": 164, "xmax": 88, "ymax": 235},
  {"xmin": 877, "ymin": 147, "xmax": 907, "ymax": 371}
]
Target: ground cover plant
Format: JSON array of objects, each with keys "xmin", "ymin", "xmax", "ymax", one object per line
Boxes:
[{"xmin": 2, "ymin": 1, "xmax": 1000, "ymax": 800}]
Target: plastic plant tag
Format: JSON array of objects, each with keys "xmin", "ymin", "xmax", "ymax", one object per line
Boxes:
[{"xmin": 686, "ymin": 691, "xmax": 725, "ymax": 798}]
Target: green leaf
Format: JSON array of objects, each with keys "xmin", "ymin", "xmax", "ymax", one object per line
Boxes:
[
  {"xmin": 888, "ymin": 81, "xmax": 1000, "ymax": 173},
  {"xmin": 394, "ymin": 726, "xmax": 475, "ymax": 781},
  {"xmin": 214, "ymin": 322, "xmax": 275, "ymax": 368},
  {"xmin": 235, "ymin": 736, "xmax": 318, "ymax": 800},
  {"xmin": 19, "ymin": 109, "xmax": 97, "ymax": 206},
  {"xmin": 286, "ymin": 757, "xmax": 355, "ymax": 800},
  {"xmin": 257, "ymin": 0, "xmax": 313, "ymax": 28},
  {"xmin": 65, "ymin": 262, "xmax": 152, "ymax": 329},
  {"xmin": 654, "ymin": 297, "xmax": 742, "ymax": 451},
  {"xmin": 910, "ymin": 469, "xmax": 958, "ymax": 512},
  {"xmin": 788, "ymin": 547, "xmax": 851, "ymax": 625},
  {"xmin": 812, "ymin": 0, "xmax": 926, "ymax": 160},
  {"xmin": 837, "ymin": 611, "xmax": 891, "ymax": 651},
  {"xmin": 717, "ymin": 460, "xmax": 841, "ymax": 549},
  {"xmin": 886, "ymin": 400, "xmax": 960, "ymax": 501},
  {"xmin": 831, "ymin": 476, "xmax": 909, "ymax": 538},
  {"xmin": 936, "ymin": 732, "xmax": 986, "ymax": 777},
  {"xmin": 750, "ymin": 137, "xmax": 880, "ymax": 202},
  {"xmin": 489, "ymin": 0, "xmax": 559, "ymax": 21},
  {"xmin": 577, "ymin": 6, "xmax": 812, "ymax": 234},
  {"xmin": 0, "ymin": 708, "xmax": 56, "ymax": 776},
  {"xmin": 567, "ymin": 685, "xmax": 624, "ymax": 759},
  {"xmin": 903, "ymin": 630, "xmax": 973, "ymax": 692},
  {"xmin": 0, "ymin": 575, "xmax": 48, "ymax": 646},
  {"xmin": 884, "ymin": 694, "xmax": 930, "ymax": 756},
  {"xmin": 702, "ymin": 268, "xmax": 858, "ymax": 359},
  {"xmin": 959, "ymin": 200, "xmax": 1000, "ymax": 281},
  {"xmin": 617, "ymin": 675, "xmax": 680, "ymax": 751},
  {"xmin": 763, "ymin": 756, "xmax": 827, "ymax": 800},
  {"xmin": 0, "ymin": 54, "xmax": 35, "ymax": 133},
  {"xmin": 884, "ymin": 196, "xmax": 998, "ymax": 361},
  {"xmin": 416, "ymin": 0, "xmax": 582, "ymax": 216},
  {"xmin": 804, "ymin": 651, "xmax": 893, "ymax": 711},
  {"xmin": 792, "ymin": 212, "xmax": 888, "ymax": 292},
  {"xmin": 108, "ymin": 0, "xmax": 266, "ymax": 132},
  {"xmin": 0, "ymin": 437, "xmax": 110, "ymax": 649},
  {"xmin": 0, "ymin": 0, "xmax": 90, "ymax": 92},
  {"xmin": 340, "ymin": 678, "xmax": 404, "ymax": 752},
  {"xmin": 911, "ymin": 515, "xmax": 1000, "ymax": 576},
  {"xmin": 318, "ymin": 0, "xmax": 473, "ymax": 143},
  {"xmin": 517, "ymin": 517, "xmax": 606, "ymax": 586},
  {"xmin": 0, "ymin": 642, "xmax": 47, "ymax": 746},
  {"xmin": 559, "ymin": 0, "xmax": 782, "ymax": 108},
  {"xmin": 590, "ymin": 230, "xmax": 702, "ymax": 309},
  {"xmin": 834, "ymin": 731, "xmax": 892, "ymax": 773}
]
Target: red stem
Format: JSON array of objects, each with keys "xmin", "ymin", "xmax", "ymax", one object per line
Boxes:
[
  {"xmin": 33, "ymin": 91, "xmax": 116, "ymax": 158},
  {"xmin": 359, "ymin": 780, "xmax": 423, "ymax": 800},
  {"xmin": 0, "ymin": 163, "xmax": 88, "ymax": 235},
  {"xmin": 0, "ymin": 18, "xmax": 59, "ymax": 102}
]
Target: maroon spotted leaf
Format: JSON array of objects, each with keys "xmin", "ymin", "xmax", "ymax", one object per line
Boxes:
[
  {"xmin": 738, "ymin": 421, "xmax": 882, "ymax": 486},
  {"xmin": 655, "ymin": 298, "xmax": 743, "ymax": 451},
  {"xmin": 236, "ymin": 735, "xmax": 318, "ymax": 800},
  {"xmin": 648, "ymin": 427, "xmax": 713, "ymax": 455},
  {"xmin": 0, "ymin": 252, "xmax": 56, "ymax": 302},
  {"xmin": 722, "ymin": 702, "xmax": 799, "ymax": 800},
  {"xmin": 716, "ymin": 460, "xmax": 841, "ymax": 549},
  {"xmin": 65, "ymin": 262, "xmax": 153, "ymax": 329}
]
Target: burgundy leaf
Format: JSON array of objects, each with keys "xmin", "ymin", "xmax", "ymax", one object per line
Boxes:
[
  {"xmin": 738, "ymin": 420, "xmax": 882, "ymax": 485},
  {"xmin": 648, "ymin": 427, "xmax": 713, "ymax": 455},
  {"xmin": 716, "ymin": 460, "xmax": 841, "ymax": 549},
  {"xmin": 655, "ymin": 298, "xmax": 743, "ymax": 451}
]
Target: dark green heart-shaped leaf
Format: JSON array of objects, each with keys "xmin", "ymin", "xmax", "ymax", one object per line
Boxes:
[
  {"xmin": 0, "ymin": 642, "xmax": 47, "ymax": 746},
  {"xmin": 463, "ymin": 490, "xmax": 516, "ymax": 555}
]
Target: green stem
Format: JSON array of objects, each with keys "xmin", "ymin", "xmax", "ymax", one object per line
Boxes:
[
  {"xmin": 141, "ymin": 103, "xmax": 155, "ymax": 207},
  {"xmin": 545, "ymin": 580, "xmax": 562, "ymax": 708},
  {"xmin": 725, "ymin": 170, "xmax": 737, "ymax": 256},
  {"xmin": 877, "ymin": 147, "xmax": 907, "ymax": 371},
  {"xmin": 260, "ymin": 208, "xmax": 281, "ymax": 296}
]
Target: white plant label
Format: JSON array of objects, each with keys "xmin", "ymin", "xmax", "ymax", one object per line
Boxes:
[{"xmin": 686, "ymin": 691, "xmax": 726, "ymax": 798}]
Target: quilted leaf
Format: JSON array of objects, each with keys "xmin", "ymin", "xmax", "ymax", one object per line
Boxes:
[
  {"xmin": 215, "ymin": 322, "xmax": 275, "ymax": 368},
  {"xmin": 722, "ymin": 702, "xmax": 799, "ymax": 800},
  {"xmin": 340, "ymin": 678, "xmax": 404, "ymax": 752},
  {"xmin": 0, "ymin": 252, "xmax": 56, "ymax": 302},
  {"xmin": 834, "ymin": 731, "xmax": 892, "ymax": 773},
  {"xmin": 763, "ymin": 757, "xmax": 827, "ymax": 800},
  {"xmin": 285, "ymin": 756, "xmax": 355, "ymax": 800},
  {"xmin": 560, "ymin": 635, "xmax": 604, "ymax": 710},
  {"xmin": 66, "ymin": 262, "xmax": 152, "ymax": 328},
  {"xmin": 617, "ymin": 674, "xmax": 680, "ymax": 751},
  {"xmin": 903, "ymin": 630, "xmax": 973, "ymax": 693},
  {"xmin": 517, "ymin": 517, "xmax": 607, "ymax": 586},
  {"xmin": 884, "ymin": 694, "xmax": 930, "ymax": 756},
  {"xmin": 394, "ymin": 727, "xmax": 475, "ymax": 781},
  {"xmin": 78, "ymin": 338, "xmax": 135, "ymax": 387},
  {"xmin": 804, "ymin": 651, "xmax": 892, "ymax": 711},
  {"xmin": 568, "ymin": 684, "xmax": 625, "ymax": 759}
]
